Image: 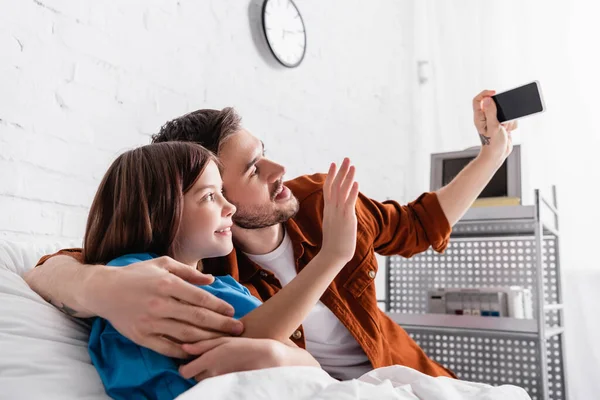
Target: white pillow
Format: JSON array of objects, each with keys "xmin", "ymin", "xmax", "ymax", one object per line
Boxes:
[
  {"xmin": 0, "ymin": 239, "xmax": 81, "ymax": 276},
  {"xmin": 0, "ymin": 239, "xmax": 110, "ymax": 400}
]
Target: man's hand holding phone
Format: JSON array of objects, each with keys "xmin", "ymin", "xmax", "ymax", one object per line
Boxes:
[{"xmin": 473, "ymin": 90, "xmax": 517, "ymax": 167}]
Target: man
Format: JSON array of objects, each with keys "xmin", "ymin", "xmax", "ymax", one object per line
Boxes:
[{"xmin": 26, "ymin": 90, "xmax": 515, "ymax": 381}]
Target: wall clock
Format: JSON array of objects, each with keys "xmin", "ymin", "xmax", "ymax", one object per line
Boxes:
[{"xmin": 262, "ymin": 0, "xmax": 307, "ymax": 68}]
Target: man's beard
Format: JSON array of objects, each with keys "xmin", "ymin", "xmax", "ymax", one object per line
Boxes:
[{"xmin": 232, "ymin": 196, "xmax": 300, "ymax": 229}]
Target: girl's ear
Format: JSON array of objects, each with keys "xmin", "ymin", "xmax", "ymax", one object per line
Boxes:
[{"xmin": 196, "ymin": 259, "xmax": 204, "ymax": 272}]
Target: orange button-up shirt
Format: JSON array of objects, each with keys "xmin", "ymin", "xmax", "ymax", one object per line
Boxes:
[{"xmin": 38, "ymin": 173, "xmax": 455, "ymax": 378}]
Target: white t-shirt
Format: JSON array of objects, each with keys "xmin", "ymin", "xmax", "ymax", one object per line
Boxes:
[{"xmin": 244, "ymin": 231, "xmax": 372, "ymax": 380}]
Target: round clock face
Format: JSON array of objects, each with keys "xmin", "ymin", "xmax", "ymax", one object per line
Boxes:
[{"xmin": 262, "ymin": 0, "xmax": 307, "ymax": 68}]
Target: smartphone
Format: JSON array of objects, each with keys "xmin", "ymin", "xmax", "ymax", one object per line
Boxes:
[{"xmin": 491, "ymin": 81, "xmax": 545, "ymax": 123}]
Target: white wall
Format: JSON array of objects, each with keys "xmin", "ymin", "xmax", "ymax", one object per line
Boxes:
[
  {"xmin": 410, "ymin": 0, "xmax": 600, "ymax": 271},
  {"xmin": 412, "ymin": 1, "xmax": 600, "ymax": 398},
  {"xmin": 0, "ymin": 0, "xmax": 417, "ymax": 245}
]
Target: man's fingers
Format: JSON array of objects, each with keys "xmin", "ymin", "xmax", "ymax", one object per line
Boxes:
[
  {"xmin": 163, "ymin": 300, "xmax": 243, "ymax": 336},
  {"xmin": 474, "ymin": 109, "xmax": 486, "ymax": 123},
  {"xmin": 472, "ymin": 90, "xmax": 496, "ymax": 113},
  {"xmin": 473, "ymin": 91, "xmax": 494, "ymax": 134},
  {"xmin": 163, "ymin": 277, "xmax": 236, "ymax": 320},
  {"xmin": 152, "ymin": 318, "xmax": 227, "ymax": 343},
  {"xmin": 482, "ymin": 97, "xmax": 500, "ymax": 133},
  {"xmin": 502, "ymin": 120, "xmax": 518, "ymax": 132},
  {"xmin": 156, "ymin": 256, "xmax": 215, "ymax": 286},
  {"xmin": 143, "ymin": 335, "xmax": 188, "ymax": 359}
]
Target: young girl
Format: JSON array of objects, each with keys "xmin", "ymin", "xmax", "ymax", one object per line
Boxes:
[{"xmin": 83, "ymin": 142, "xmax": 359, "ymax": 400}]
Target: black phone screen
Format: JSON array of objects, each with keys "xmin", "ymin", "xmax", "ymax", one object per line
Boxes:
[{"xmin": 492, "ymin": 82, "xmax": 544, "ymax": 123}]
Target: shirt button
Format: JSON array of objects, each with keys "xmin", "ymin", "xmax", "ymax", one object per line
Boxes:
[
  {"xmin": 260, "ymin": 271, "xmax": 269, "ymax": 278},
  {"xmin": 368, "ymin": 270, "xmax": 376, "ymax": 279},
  {"xmin": 292, "ymin": 330, "xmax": 302, "ymax": 340}
]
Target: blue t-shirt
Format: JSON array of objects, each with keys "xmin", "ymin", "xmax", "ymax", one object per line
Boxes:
[{"xmin": 88, "ymin": 253, "xmax": 263, "ymax": 400}]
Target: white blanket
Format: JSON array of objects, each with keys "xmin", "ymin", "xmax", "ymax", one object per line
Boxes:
[{"xmin": 176, "ymin": 365, "xmax": 531, "ymax": 400}]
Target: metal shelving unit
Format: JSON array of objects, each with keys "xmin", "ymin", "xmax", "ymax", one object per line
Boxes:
[{"xmin": 385, "ymin": 188, "xmax": 568, "ymax": 400}]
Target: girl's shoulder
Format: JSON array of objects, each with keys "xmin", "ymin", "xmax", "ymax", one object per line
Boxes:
[
  {"xmin": 212, "ymin": 274, "xmax": 243, "ymax": 288},
  {"xmin": 107, "ymin": 253, "xmax": 157, "ymax": 267}
]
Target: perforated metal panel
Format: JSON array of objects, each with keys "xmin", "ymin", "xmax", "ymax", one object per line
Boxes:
[
  {"xmin": 546, "ymin": 334, "xmax": 566, "ymax": 400},
  {"xmin": 452, "ymin": 220, "xmax": 537, "ymax": 237},
  {"xmin": 387, "ymin": 236, "xmax": 543, "ymax": 314},
  {"xmin": 408, "ymin": 330, "xmax": 544, "ymax": 400},
  {"xmin": 386, "ymin": 228, "xmax": 567, "ymax": 400},
  {"xmin": 542, "ymin": 238, "xmax": 561, "ymax": 328}
]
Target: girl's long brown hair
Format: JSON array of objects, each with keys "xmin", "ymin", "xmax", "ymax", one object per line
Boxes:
[{"xmin": 83, "ymin": 142, "xmax": 217, "ymax": 265}]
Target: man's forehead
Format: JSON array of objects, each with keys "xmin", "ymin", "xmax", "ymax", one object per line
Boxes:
[
  {"xmin": 218, "ymin": 130, "xmax": 263, "ymax": 172},
  {"xmin": 221, "ymin": 130, "xmax": 262, "ymax": 154}
]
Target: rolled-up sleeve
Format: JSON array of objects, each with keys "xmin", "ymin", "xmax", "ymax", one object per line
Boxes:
[
  {"xmin": 35, "ymin": 248, "xmax": 83, "ymax": 267},
  {"xmin": 358, "ymin": 192, "xmax": 451, "ymax": 258}
]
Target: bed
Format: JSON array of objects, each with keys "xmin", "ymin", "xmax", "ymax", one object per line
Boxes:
[{"xmin": 0, "ymin": 239, "xmax": 531, "ymax": 400}]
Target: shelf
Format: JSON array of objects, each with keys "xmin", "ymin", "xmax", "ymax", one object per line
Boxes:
[
  {"xmin": 385, "ymin": 188, "xmax": 567, "ymax": 399},
  {"xmin": 387, "ymin": 312, "xmax": 538, "ymax": 334},
  {"xmin": 544, "ymin": 304, "xmax": 564, "ymax": 312},
  {"xmin": 461, "ymin": 205, "xmax": 536, "ymax": 221},
  {"xmin": 450, "ymin": 205, "xmax": 559, "ymax": 238}
]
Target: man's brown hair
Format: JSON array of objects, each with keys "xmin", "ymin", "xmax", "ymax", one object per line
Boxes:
[{"xmin": 151, "ymin": 108, "xmax": 241, "ymax": 154}]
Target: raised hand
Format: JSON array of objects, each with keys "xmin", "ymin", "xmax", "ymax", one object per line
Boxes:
[
  {"xmin": 472, "ymin": 90, "xmax": 518, "ymax": 164},
  {"xmin": 321, "ymin": 158, "xmax": 360, "ymax": 264}
]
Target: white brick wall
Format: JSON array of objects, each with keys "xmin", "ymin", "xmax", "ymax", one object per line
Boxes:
[{"xmin": 0, "ymin": 0, "xmax": 417, "ymax": 262}]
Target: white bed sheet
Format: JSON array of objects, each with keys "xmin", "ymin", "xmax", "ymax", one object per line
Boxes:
[{"xmin": 176, "ymin": 365, "xmax": 531, "ymax": 400}]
